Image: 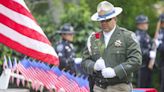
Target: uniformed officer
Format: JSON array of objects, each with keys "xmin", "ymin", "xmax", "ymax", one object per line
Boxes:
[
  {"xmin": 135, "ymin": 15, "xmax": 155, "ymax": 88},
  {"xmin": 81, "ymin": 1, "xmax": 142, "ymax": 92},
  {"xmin": 55, "ymin": 23, "xmax": 76, "ymax": 74},
  {"xmin": 155, "ymin": 13, "xmax": 164, "ymax": 92}
]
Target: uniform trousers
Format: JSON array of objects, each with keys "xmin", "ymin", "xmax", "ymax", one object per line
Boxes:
[
  {"xmin": 138, "ymin": 66, "xmax": 152, "ymax": 88},
  {"xmin": 93, "ymin": 83, "xmax": 132, "ymax": 92},
  {"xmin": 160, "ymin": 67, "xmax": 164, "ymax": 92}
]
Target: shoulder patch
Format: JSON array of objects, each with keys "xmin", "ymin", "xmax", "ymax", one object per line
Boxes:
[
  {"xmin": 56, "ymin": 44, "xmax": 64, "ymax": 52},
  {"xmin": 131, "ymin": 33, "xmax": 139, "ymax": 43}
]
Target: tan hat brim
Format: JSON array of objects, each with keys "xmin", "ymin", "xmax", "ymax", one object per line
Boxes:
[{"xmin": 91, "ymin": 7, "xmax": 123, "ymax": 21}]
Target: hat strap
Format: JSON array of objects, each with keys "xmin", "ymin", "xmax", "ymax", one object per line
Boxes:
[{"xmin": 98, "ymin": 10, "xmax": 115, "ymax": 18}]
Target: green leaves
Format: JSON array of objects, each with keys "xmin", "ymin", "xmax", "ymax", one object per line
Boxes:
[{"xmin": 60, "ymin": 0, "xmax": 99, "ymax": 53}]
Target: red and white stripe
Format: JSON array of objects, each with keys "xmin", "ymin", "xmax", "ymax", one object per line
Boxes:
[
  {"xmin": 0, "ymin": 0, "xmax": 59, "ymax": 65},
  {"xmin": 56, "ymin": 75, "xmax": 71, "ymax": 90}
]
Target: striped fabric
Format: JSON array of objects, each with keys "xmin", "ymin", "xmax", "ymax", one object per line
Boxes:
[{"xmin": 0, "ymin": 0, "xmax": 59, "ymax": 66}]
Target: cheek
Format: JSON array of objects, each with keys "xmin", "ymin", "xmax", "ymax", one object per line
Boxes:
[
  {"xmin": 108, "ymin": 21, "xmax": 115, "ymax": 27},
  {"xmin": 144, "ymin": 24, "xmax": 148, "ymax": 29},
  {"xmin": 69, "ymin": 36, "xmax": 74, "ymax": 39}
]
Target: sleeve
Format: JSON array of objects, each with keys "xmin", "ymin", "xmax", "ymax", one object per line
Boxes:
[
  {"xmin": 114, "ymin": 32, "xmax": 142, "ymax": 79},
  {"xmin": 158, "ymin": 42, "xmax": 164, "ymax": 52},
  {"xmin": 81, "ymin": 46, "xmax": 95, "ymax": 75},
  {"xmin": 157, "ymin": 31, "xmax": 164, "ymax": 52},
  {"xmin": 158, "ymin": 43, "xmax": 164, "ymax": 52}
]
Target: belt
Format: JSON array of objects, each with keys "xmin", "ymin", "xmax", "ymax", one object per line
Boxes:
[{"xmin": 95, "ymin": 78, "xmax": 129, "ymax": 89}]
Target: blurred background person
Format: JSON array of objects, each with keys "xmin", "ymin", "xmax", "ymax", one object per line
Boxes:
[
  {"xmin": 55, "ymin": 23, "xmax": 87, "ymax": 77},
  {"xmin": 135, "ymin": 14, "xmax": 155, "ymax": 88},
  {"xmin": 155, "ymin": 13, "xmax": 164, "ymax": 92},
  {"xmin": 55, "ymin": 23, "xmax": 77, "ymax": 75}
]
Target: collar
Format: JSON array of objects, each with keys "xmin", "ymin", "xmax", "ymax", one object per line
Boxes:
[{"xmin": 103, "ymin": 25, "xmax": 116, "ymax": 47}]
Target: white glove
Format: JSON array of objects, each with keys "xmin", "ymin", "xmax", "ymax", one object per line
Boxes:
[
  {"xmin": 74, "ymin": 58, "xmax": 82, "ymax": 64},
  {"xmin": 155, "ymin": 39, "xmax": 162, "ymax": 48},
  {"xmin": 94, "ymin": 58, "xmax": 106, "ymax": 71},
  {"xmin": 102, "ymin": 67, "xmax": 116, "ymax": 78},
  {"xmin": 149, "ymin": 50, "xmax": 156, "ymax": 59}
]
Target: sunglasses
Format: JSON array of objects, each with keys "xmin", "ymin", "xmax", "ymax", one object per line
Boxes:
[{"xmin": 100, "ymin": 18, "xmax": 112, "ymax": 22}]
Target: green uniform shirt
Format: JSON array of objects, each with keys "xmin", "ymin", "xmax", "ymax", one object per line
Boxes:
[{"xmin": 81, "ymin": 26, "xmax": 142, "ymax": 83}]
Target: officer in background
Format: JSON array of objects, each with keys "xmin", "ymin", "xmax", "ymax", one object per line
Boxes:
[
  {"xmin": 55, "ymin": 23, "xmax": 76, "ymax": 74},
  {"xmin": 155, "ymin": 13, "xmax": 164, "ymax": 92},
  {"xmin": 81, "ymin": 1, "xmax": 142, "ymax": 92},
  {"xmin": 135, "ymin": 15, "xmax": 155, "ymax": 88}
]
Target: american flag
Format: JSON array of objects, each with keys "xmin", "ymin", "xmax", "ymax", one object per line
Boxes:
[
  {"xmin": 80, "ymin": 86, "xmax": 89, "ymax": 92},
  {"xmin": 16, "ymin": 62, "xmax": 30, "ymax": 81},
  {"xmin": 0, "ymin": 0, "xmax": 59, "ymax": 66},
  {"xmin": 35, "ymin": 68, "xmax": 52, "ymax": 89},
  {"xmin": 64, "ymin": 80, "xmax": 80, "ymax": 92},
  {"xmin": 56, "ymin": 75, "xmax": 71, "ymax": 91}
]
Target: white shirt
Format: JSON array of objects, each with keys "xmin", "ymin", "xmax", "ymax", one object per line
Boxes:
[{"xmin": 103, "ymin": 25, "xmax": 116, "ymax": 47}]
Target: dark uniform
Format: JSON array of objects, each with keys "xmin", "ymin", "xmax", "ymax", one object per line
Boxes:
[
  {"xmin": 135, "ymin": 15, "xmax": 153, "ymax": 88},
  {"xmin": 56, "ymin": 40, "xmax": 76, "ymax": 73},
  {"xmin": 55, "ymin": 24, "xmax": 76, "ymax": 74},
  {"xmin": 156, "ymin": 14, "xmax": 164, "ymax": 92}
]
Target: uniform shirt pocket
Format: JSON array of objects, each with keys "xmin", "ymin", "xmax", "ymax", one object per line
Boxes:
[{"xmin": 110, "ymin": 48, "xmax": 126, "ymax": 67}]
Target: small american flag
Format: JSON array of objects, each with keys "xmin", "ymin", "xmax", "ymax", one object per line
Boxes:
[{"xmin": 56, "ymin": 75, "xmax": 71, "ymax": 91}]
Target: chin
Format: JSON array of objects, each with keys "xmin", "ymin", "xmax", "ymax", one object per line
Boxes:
[{"xmin": 103, "ymin": 29, "xmax": 110, "ymax": 32}]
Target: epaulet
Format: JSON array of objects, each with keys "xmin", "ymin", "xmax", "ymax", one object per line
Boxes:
[
  {"xmin": 120, "ymin": 27, "xmax": 128, "ymax": 31},
  {"xmin": 120, "ymin": 27, "xmax": 134, "ymax": 33}
]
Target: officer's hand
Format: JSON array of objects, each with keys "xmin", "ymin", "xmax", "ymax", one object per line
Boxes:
[
  {"xmin": 74, "ymin": 58, "xmax": 82, "ymax": 64},
  {"xmin": 102, "ymin": 67, "xmax": 116, "ymax": 78},
  {"xmin": 94, "ymin": 58, "xmax": 106, "ymax": 71},
  {"xmin": 149, "ymin": 50, "xmax": 156, "ymax": 59},
  {"xmin": 148, "ymin": 59, "xmax": 155, "ymax": 70}
]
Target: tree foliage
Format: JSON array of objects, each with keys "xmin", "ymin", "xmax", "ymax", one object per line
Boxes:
[{"xmin": 60, "ymin": 0, "xmax": 100, "ymax": 54}]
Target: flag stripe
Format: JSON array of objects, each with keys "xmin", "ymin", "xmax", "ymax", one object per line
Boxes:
[
  {"xmin": 0, "ymin": 4, "xmax": 46, "ymax": 37},
  {"xmin": 0, "ymin": 14, "xmax": 51, "ymax": 45},
  {"xmin": 13, "ymin": 0, "xmax": 30, "ymax": 12},
  {"xmin": 0, "ymin": 24, "xmax": 57, "ymax": 56},
  {"xmin": 0, "ymin": 0, "xmax": 35, "ymax": 22},
  {"xmin": 0, "ymin": 34, "xmax": 59, "ymax": 65}
]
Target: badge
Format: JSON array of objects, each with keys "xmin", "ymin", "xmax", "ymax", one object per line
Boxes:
[
  {"xmin": 114, "ymin": 40, "xmax": 122, "ymax": 47},
  {"xmin": 56, "ymin": 44, "xmax": 64, "ymax": 52}
]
